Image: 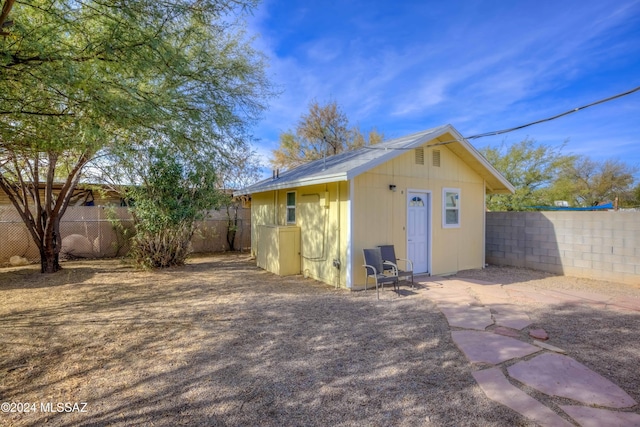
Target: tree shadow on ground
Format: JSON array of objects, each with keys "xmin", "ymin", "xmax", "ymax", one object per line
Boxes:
[
  {"xmin": 0, "ymin": 254, "xmax": 537, "ymax": 427},
  {"xmin": 15, "ymin": 256, "xmax": 638, "ymax": 424}
]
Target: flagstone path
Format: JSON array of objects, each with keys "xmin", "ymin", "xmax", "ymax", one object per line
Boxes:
[{"xmin": 418, "ymin": 275, "xmax": 640, "ymax": 427}]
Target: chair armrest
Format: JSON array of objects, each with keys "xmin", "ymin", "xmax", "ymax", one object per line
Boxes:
[
  {"xmin": 396, "ymin": 258, "xmax": 413, "ymax": 271},
  {"xmin": 363, "ymin": 263, "xmax": 378, "ymax": 275},
  {"xmin": 382, "ymin": 261, "xmax": 398, "ymax": 274}
]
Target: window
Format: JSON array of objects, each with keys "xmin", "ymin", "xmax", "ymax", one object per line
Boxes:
[
  {"xmin": 415, "ymin": 148, "xmax": 424, "ymax": 165},
  {"xmin": 410, "ymin": 196, "xmax": 424, "ymax": 207},
  {"xmin": 443, "ymin": 188, "xmax": 460, "ymax": 228},
  {"xmin": 286, "ymin": 191, "xmax": 296, "ymax": 223}
]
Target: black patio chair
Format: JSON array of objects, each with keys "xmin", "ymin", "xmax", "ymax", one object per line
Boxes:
[
  {"xmin": 363, "ymin": 248, "xmax": 399, "ymax": 300},
  {"xmin": 378, "ymin": 244, "xmax": 414, "ymax": 289}
]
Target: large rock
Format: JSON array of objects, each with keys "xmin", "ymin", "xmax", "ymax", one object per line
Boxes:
[
  {"xmin": 61, "ymin": 234, "xmax": 95, "ymax": 258},
  {"xmin": 9, "ymin": 255, "xmax": 29, "ymax": 266}
]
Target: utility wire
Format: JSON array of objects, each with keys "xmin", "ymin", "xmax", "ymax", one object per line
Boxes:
[
  {"xmin": 362, "ymin": 84, "xmax": 640, "ymax": 150},
  {"xmin": 466, "ymin": 85, "xmax": 640, "ymax": 140}
]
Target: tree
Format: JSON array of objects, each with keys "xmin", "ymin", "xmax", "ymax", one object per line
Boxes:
[
  {"xmin": 271, "ymin": 100, "xmax": 383, "ymax": 169},
  {"xmin": 127, "ymin": 147, "xmax": 222, "ymax": 268},
  {"xmin": 0, "ymin": 0, "xmax": 271, "ymax": 272},
  {"xmin": 552, "ymin": 157, "xmax": 637, "ymax": 207},
  {"xmin": 631, "ymin": 183, "xmax": 640, "ymax": 208},
  {"xmin": 218, "ymin": 144, "xmax": 263, "ymax": 251},
  {"xmin": 480, "ymin": 139, "xmax": 575, "ymax": 211},
  {"xmin": 350, "ymin": 127, "xmax": 385, "ymax": 149}
]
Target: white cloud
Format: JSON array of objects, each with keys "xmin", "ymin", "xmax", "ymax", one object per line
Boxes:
[{"xmin": 244, "ymin": 0, "xmax": 640, "ymax": 167}]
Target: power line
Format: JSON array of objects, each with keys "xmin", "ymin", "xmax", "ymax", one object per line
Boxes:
[
  {"xmin": 465, "ymin": 85, "xmax": 640, "ymax": 140},
  {"xmin": 362, "ymin": 84, "xmax": 640, "ymax": 150}
]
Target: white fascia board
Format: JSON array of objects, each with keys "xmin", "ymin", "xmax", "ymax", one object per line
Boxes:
[
  {"xmin": 236, "ymin": 172, "xmax": 348, "ymax": 196},
  {"xmin": 345, "ymin": 179, "xmax": 354, "ymax": 289},
  {"xmin": 447, "ymin": 127, "xmax": 516, "ymax": 194}
]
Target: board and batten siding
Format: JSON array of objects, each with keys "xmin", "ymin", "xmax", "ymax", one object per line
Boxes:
[
  {"xmin": 250, "ymin": 181, "xmax": 350, "ymax": 289},
  {"xmin": 351, "ymin": 142, "xmax": 486, "ymax": 287}
]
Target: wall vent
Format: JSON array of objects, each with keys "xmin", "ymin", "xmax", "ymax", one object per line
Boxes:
[
  {"xmin": 415, "ymin": 148, "xmax": 425, "ymax": 165},
  {"xmin": 433, "ymin": 149, "xmax": 441, "ymax": 167}
]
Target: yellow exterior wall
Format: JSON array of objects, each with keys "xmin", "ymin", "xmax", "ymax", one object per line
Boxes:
[
  {"xmin": 256, "ymin": 225, "xmax": 301, "ymax": 275},
  {"xmin": 251, "ymin": 133, "xmax": 491, "ymax": 289},
  {"xmin": 351, "ymin": 139, "xmax": 486, "ymax": 287},
  {"xmin": 251, "ymin": 181, "xmax": 350, "ymax": 288}
]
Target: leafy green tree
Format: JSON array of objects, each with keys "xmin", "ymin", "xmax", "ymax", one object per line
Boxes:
[
  {"xmin": 218, "ymin": 144, "xmax": 263, "ymax": 251},
  {"xmin": 271, "ymin": 100, "xmax": 383, "ymax": 169},
  {"xmin": 630, "ymin": 183, "xmax": 640, "ymax": 208},
  {"xmin": 127, "ymin": 147, "xmax": 223, "ymax": 268},
  {"xmin": 481, "ymin": 139, "xmax": 575, "ymax": 211},
  {"xmin": 0, "ymin": 0, "xmax": 271, "ymax": 272},
  {"xmin": 552, "ymin": 157, "xmax": 637, "ymax": 207}
]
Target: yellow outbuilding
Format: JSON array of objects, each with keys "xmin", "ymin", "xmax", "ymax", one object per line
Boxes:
[{"xmin": 236, "ymin": 124, "xmax": 514, "ymax": 289}]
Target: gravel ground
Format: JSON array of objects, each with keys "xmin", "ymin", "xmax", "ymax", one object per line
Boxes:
[
  {"xmin": 0, "ymin": 255, "xmax": 638, "ymax": 426},
  {"xmin": 454, "ymin": 265, "xmax": 640, "ymax": 416}
]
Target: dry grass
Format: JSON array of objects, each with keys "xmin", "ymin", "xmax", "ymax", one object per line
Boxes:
[{"xmin": 0, "ymin": 255, "xmax": 638, "ymax": 426}]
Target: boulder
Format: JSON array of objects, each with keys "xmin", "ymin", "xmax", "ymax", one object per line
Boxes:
[
  {"xmin": 9, "ymin": 255, "xmax": 29, "ymax": 266},
  {"xmin": 61, "ymin": 234, "xmax": 95, "ymax": 258}
]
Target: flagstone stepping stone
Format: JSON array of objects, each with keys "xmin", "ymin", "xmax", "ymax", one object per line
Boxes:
[
  {"xmin": 472, "ymin": 368, "xmax": 573, "ymax": 427},
  {"xmin": 491, "ymin": 304, "xmax": 532, "ymax": 330},
  {"xmin": 452, "ymin": 331, "xmax": 540, "ymax": 364},
  {"xmin": 493, "ymin": 326, "xmax": 521, "ymax": 338},
  {"xmin": 508, "ymin": 353, "xmax": 637, "ymax": 408},
  {"xmin": 438, "ymin": 304, "xmax": 494, "ymax": 330},
  {"xmin": 532, "ymin": 340, "xmax": 567, "ymax": 354},
  {"xmin": 529, "ymin": 328, "xmax": 549, "ymax": 340},
  {"xmin": 560, "ymin": 405, "xmax": 640, "ymax": 427}
]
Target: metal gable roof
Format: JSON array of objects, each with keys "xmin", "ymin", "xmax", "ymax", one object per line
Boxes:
[{"xmin": 235, "ymin": 124, "xmax": 514, "ymax": 196}]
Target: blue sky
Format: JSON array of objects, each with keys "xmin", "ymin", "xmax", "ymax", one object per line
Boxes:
[{"xmin": 247, "ymin": 0, "xmax": 640, "ymax": 175}]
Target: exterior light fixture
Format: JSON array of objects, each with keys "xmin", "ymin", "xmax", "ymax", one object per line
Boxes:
[{"xmin": 389, "ymin": 184, "xmax": 397, "ymax": 192}]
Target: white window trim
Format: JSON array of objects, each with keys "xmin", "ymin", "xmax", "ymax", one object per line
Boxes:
[
  {"xmin": 442, "ymin": 188, "xmax": 460, "ymax": 228},
  {"xmin": 286, "ymin": 191, "xmax": 296, "ymax": 224}
]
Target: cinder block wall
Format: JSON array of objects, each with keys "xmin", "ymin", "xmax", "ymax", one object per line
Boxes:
[{"xmin": 486, "ymin": 211, "xmax": 640, "ymax": 285}]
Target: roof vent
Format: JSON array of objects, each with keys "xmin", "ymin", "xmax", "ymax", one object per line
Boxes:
[
  {"xmin": 433, "ymin": 150, "xmax": 441, "ymax": 167},
  {"xmin": 415, "ymin": 148, "xmax": 424, "ymax": 165}
]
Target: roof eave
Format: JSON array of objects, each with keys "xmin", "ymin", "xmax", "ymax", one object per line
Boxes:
[{"xmin": 233, "ymin": 172, "xmax": 348, "ymax": 196}]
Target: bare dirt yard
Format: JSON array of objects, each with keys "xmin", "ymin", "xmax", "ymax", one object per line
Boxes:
[{"xmin": 1, "ymin": 254, "xmax": 639, "ymax": 426}]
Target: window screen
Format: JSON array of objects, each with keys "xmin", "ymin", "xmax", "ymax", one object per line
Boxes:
[
  {"xmin": 443, "ymin": 188, "xmax": 460, "ymax": 227},
  {"xmin": 286, "ymin": 192, "xmax": 296, "ymax": 223}
]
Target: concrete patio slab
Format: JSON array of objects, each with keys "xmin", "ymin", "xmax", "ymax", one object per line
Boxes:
[
  {"xmin": 538, "ymin": 288, "xmax": 612, "ymax": 304},
  {"xmin": 451, "ymin": 278, "xmax": 498, "ymax": 286},
  {"xmin": 438, "ymin": 304, "xmax": 494, "ymax": 330},
  {"xmin": 472, "ymin": 368, "xmax": 573, "ymax": 427},
  {"xmin": 508, "ymin": 353, "xmax": 637, "ymax": 408},
  {"xmin": 490, "ymin": 304, "xmax": 532, "ymax": 330},
  {"xmin": 438, "ymin": 279, "xmax": 480, "ymax": 288},
  {"xmin": 425, "ymin": 291, "xmax": 477, "ymax": 305},
  {"xmin": 468, "ymin": 285, "xmax": 511, "ymax": 303},
  {"xmin": 609, "ymin": 295, "xmax": 640, "ymax": 313},
  {"xmin": 505, "ymin": 287, "xmax": 570, "ymax": 305},
  {"xmin": 451, "ymin": 331, "xmax": 540, "ymax": 364},
  {"xmin": 560, "ymin": 405, "xmax": 640, "ymax": 427}
]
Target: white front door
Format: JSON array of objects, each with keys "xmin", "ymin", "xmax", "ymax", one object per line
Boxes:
[{"xmin": 407, "ymin": 191, "xmax": 430, "ymax": 274}]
